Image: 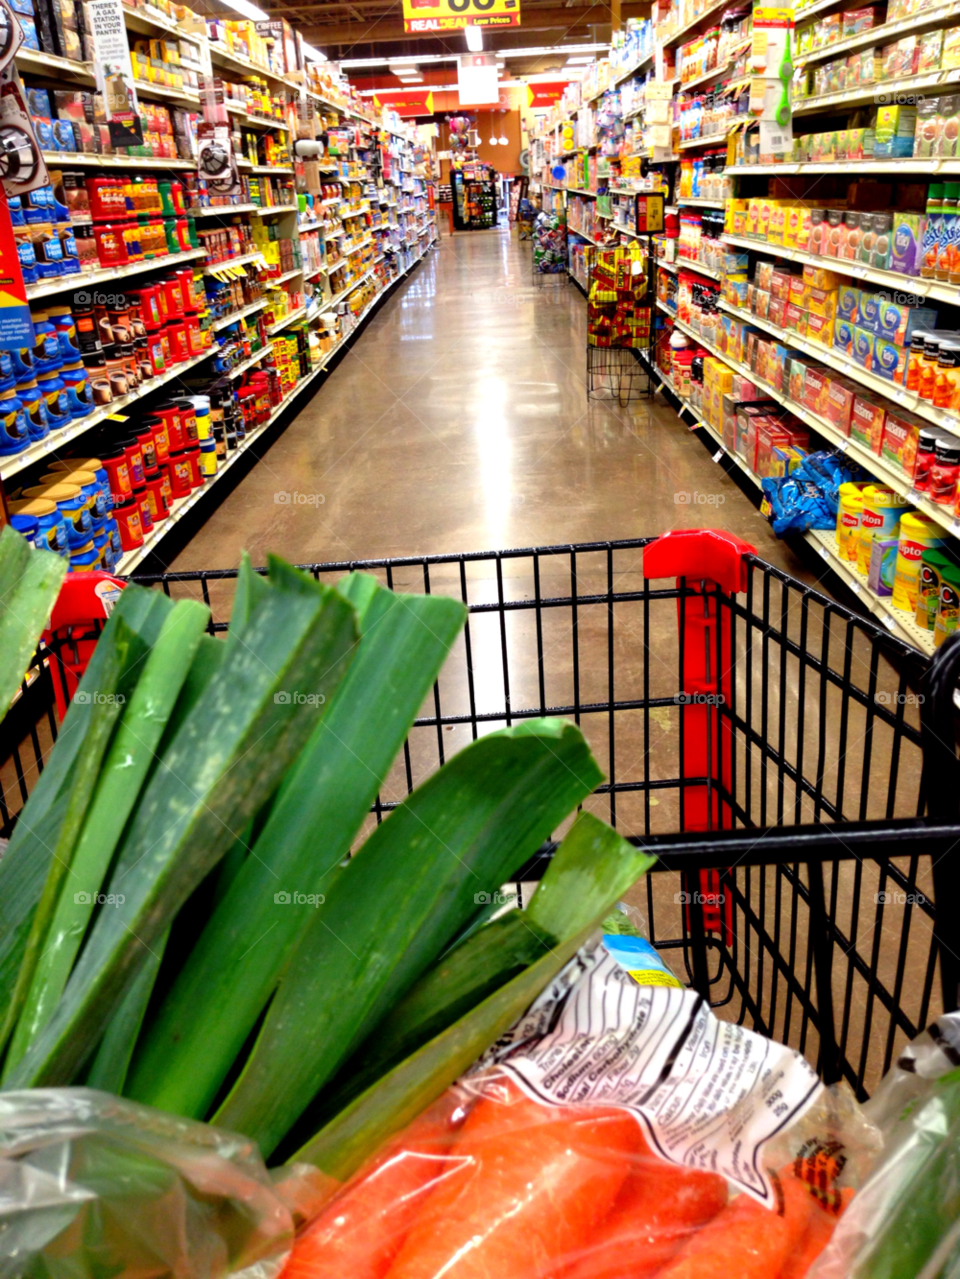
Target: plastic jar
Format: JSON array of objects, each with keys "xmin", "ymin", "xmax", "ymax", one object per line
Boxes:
[
  {"xmin": 101, "ymin": 447, "xmax": 133, "ymax": 503},
  {"xmin": 199, "ymin": 436, "xmax": 217, "ymax": 477},
  {"xmin": 15, "ymin": 378, "xmax": 49, "ymax": 440},
  {"xmin": 835, "ymin": 482, "xmax": 866, "ymax": 562},
  {"xmin": 0, "ymin": 387, "xmax": 28, "ymax": 455},
  {"xmin": 146, "ymin": 470, "xmax": 172, "ymax": 521},
  {"xmin": 40, "ymin": 469, "xmax": 101, "ymax": 531},
  {"xmin": 69, "ymin": 539, "xmax": 102, "ymax": 571},
  {"xmin": 892, "ymin": 513, "xmax": 945, "ymax": 613},
  {"xmin": 856, "ymin": 487, "xmax": 911, "ymax": 575},
  {"xmin": 58, "ymin": 362, "xmax": 94, "ymax": 418},
  {"xmin": 35, "ymin": 369, "xmax": 70, "ymax": 430},
  {"xmin": 113, "ymin": 499, "xmax": 144, "ymax": 552},
  {"xmin": 168, "ymin": 450, "xmax": 193, "ymax": 498},
  {"xmin": 10, "ymin": 498, "xmax": 68, "ymax": 555},
  {"xmin": 24, "ymin": 482, "xmax": 90, "ymax": 548}
]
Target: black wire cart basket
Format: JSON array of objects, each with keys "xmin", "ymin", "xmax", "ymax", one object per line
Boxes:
[{"xmin": 3, "ymin": 529, "xmax": 958, "ymax": 1103}]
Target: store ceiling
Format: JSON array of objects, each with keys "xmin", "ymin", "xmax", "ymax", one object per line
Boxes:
[{"xmin": 204, "ymin": 0, "xmax": 648, "ymax": 69}]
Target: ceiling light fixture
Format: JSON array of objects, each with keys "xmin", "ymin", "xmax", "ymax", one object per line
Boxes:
[
  {"xmin": 464, "ymin": 24, "xmax": 483, "ymax": 52},
  {"xmin": 220, "ymin": 0, "xmax": 268, "ymax": 20}
]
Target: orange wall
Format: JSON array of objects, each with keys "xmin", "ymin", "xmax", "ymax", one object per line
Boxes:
[{"xmin": 438, "ymin": 108, "xmax": 522, "ymax": 175}]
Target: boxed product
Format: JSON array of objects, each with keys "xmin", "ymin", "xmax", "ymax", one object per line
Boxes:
[
  {"xmin": 834, "ymin": 317, "xmax": 856, "ymax": 353},
  {"xmin": 890, "ymin": 212, "xmax": 925, "ymax": 275},
  {"xmin": 843, "ymin": 6, "xmax": 881, "ymax": 36},
  {"xmin": 938, "ymin": 96, "xmax": 960, "ymax": 158},
  {"xmin": 807, "ymin": 286, "xmax": 838, "ymax": 320},
  {"xmin": 881, "ymin": 35, "xmax": 919, "ymax": 79},
  {"xmin": 882, "ymin": 408, "xmax": 923, "ymax": 472},
  {"xmin": 873, "ymin": 336, "xmax": 910, "ymax": 383},
  {"xmin": 874, "ymin": 104, "xmax": 918, "ymax": 158},
  {"xmin": 944, "ymin": 24, "xmax": 960, "ymax": 70},
  {"xmin": 789, "ymin": 275, "xmax": 809, "ymax": 307},
  {"xmin": 852, "ymin": 326, "xmax": 876, "ymax": 368},
  {"xmin": 787, "ymin": 356, "xmax": 807, "ymax": 401},
  {"xmin": 850, "ymin": 392, "xmax": 887, "ymax": 453},
  {"xmin": 918, "ymin": 28, "xmax": 944, "ymax": 72},
  {"xmin": 803, "ymin": 365, "xmax": 829, "ymax": 414},
  {"xmin": 768, "ymin": 296, "xmax": 787, "ymax": 327},
  {"xmin": 878, "ymin": 300, "xmax": 939, "ymax": 346},
  {"xmin": 824, "ymin": 375, "xmax": 858, "ymax": 433},
  {"xmin": 837, "ymin": 283, "xmax": 860, "ymax": 323},
  {"xmin": 914, "ymin": 97, "xmax": 942, "ymax": 158},
  {"xmin": 784, "ymin": 302, "xmax": 807, "ymax": 334},
  {"xmin": 805, "ymin": 312, "xmax": 834, "ymax": 346},
  {"xmin": 858, "ymin": 291, "xmax": 883, "ymax": 334}
]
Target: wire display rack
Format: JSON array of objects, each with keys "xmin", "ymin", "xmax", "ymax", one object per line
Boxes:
[{"xmin": 2, "ymin": 530, "xmax": 955, "ymax": 1102}]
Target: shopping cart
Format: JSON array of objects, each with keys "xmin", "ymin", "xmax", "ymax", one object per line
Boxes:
[{"xmin": 2, "ymin": 530, "xmax": 957, "ymax": 1105}]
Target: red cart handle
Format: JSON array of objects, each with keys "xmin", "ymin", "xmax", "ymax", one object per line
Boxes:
[
  {"xmin": 643, "ymin": 529, "xmax": 756, "ymax": 595},
  {"xmin": 42, "ymin": 571, "xmax": 127, "ymax": 721}
]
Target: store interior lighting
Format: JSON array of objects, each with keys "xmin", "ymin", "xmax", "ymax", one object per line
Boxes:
[
  {"xmin": 464, "ymin": 25, "xmax": 483, "ymax": 52},
  {"xmin": 340, "ymin": 44, "xmax": 607, "ymax": 70},
  {"xmin": 219, "ymin": 0, "xmax": 268, "ymax": 20}
]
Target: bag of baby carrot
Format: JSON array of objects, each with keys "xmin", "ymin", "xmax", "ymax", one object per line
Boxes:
[{"xmin": 280, "ymin": 932, "xmax": 865, "ymax": 1279}]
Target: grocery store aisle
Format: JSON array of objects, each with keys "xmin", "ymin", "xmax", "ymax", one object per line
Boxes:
[{"xmin": 171, "ymin": 229, "xmax": 818, "ymax": 580}]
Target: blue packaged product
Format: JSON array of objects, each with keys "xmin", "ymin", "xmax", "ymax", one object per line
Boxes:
[
  {"xmin": 94, "ymin": 529, "xmax": 114, "ymax": 571},
  {"xmin": 16, "ymin": 378, "xmax": 50, "ymax": 441},
  {"xmin": 0, "ymin": 388, "xmax": 28, "ymax": 455},
  {"xmin": 30, "ymin": 117, "xmax": 55, "ymax": 151},
  {"xmin": 18, "ymin": 17, "xmax": 39, "ymax": 49},
  {"xmin": 58, "ymin": 362, "xmax": 93, "ymax": 417},
  {"xmin": 33, "ymin": 226, "xmax": 65, "ymax": 280},
  {"xmin": 69, "ymin": 540, "xmax": 101, "ymax": 571},
  {"xmin": 25, "ymin": 88, "xmax": 52, "ymax": 116},
  {"xmin": 32, "ymin": 314, "xmax": 62, "ymax": 369},
  {"xmin": 7, "ymin": 196, "xmax": 24, "ymax": 227},
  {"xmin": 58, "ymin": 225, "xmax": 81, "ymax": 275},
  {"xmin": 22, "ymin": 186, "xmax": 50, "ymax": 225},
  {"xmin": 873, "ymin": 336, "xmax": 910, "ymax": 383},
  {"xmin": 11, "ymin": 500, "xmax": 68, "ymax": 555},
  {"xmin": 834, "ymin": 317, "xmax": 855, "ymax": 353},
  {"xmin": 30, "ymin": 484, "xmax": 92, "ymax": 548},
  {"xmin": 35, "ymin": 370, "xmax": 70, "ymax": 429},
  {"xmin": 857, "ymin": 291, "xmax": 882, "ymax": 334},
  {"xmin": 852, "ymin": 326, "xmax": 875, "ymax": 368},
  {"xmin": 104, "ymin": 517, "xmax": 122, "ymax": 559},
  {"xmin": 48, "ymin": 308, "xmax": 81, "ymax": 360},
  {"xmin": 10, "ymin": 346, "xmax": 34, "ymax": 379},
  {"xmin": 836, "ymin": 284, "xmax": 859, "ymax": 323},
  {"xmin": 9, "ymin": 513, "xmax": 38, "ymax": 546},
  {"xmin": 16, "ymin": 235, "xmax": 38, "ymax": 285}
]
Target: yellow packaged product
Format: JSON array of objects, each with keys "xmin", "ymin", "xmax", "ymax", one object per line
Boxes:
[{"xmin": 892, "ymin": 513, "xmax": 945, "ymax": 612}]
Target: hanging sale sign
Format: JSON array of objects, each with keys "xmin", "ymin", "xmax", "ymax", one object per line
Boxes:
[
  {"xmin": 88, "ymin": 0, "xmax": 143, "ymax": 146},
  {"xmin": 373, "ymin": 90, "xmax": 435, "ymax": 117},
  {"xmin": 525, "ymin": 81, "xmax": 569, "ymax": 109},
  {"xmin": 402, "ymin": 0, "xmax": 520, "ymax": 34}
]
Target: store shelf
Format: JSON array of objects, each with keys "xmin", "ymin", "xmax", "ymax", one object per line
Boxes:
[
  {"xmin": 794, "ymin": 67, "xmax": 960, "ymax": 116},
  {"xmin": 328, "ymin": 269, "xmax": 375, "ymax": 308},
  {"xmin": 24, "ymin": 248, "xmax": 205, "ymax": 302},
  {"xmin": 203, "ymin": 251, "xmax": 266, "ymax": 275},
  {"xmin": 0, "ymin": 348, "xmax": 211, "ymax": 481},
  {"xmin": 719, "ymin": 300, "xmax": 960, "ymax": 436},
  {"xmin": 794, "ymin": 0, "xmax": 845, "ymax": 20},
  {"xmin": 346, "ymin": 235, "xmax": 373, "ymax": 254},
  {"xmin": 568, "ymin": 226, "xmax": 601, "ymax": 245},
  {"xmin": 613, "ymin": 52, "xmax": 655, "ymax": 86},
  {"xmin": 132, "ymin": 80, "xmax": 199, "ymax": 108},
  {"xmin": 272, "ymin": 267, "xmax": 304, "ymax": 285},
  {"xmin": 676, "ymin": 258, "xmax": 723, "ymax": 280},
  {"xmin": 247, "ymin": 165, "xmax": 293, "ymax": 176},
  {"xmin": 677, "ymin": 197, "xmax": 726, "ymax": 209},
  {"xmin": 41, "ymin": 150, "xmax": 195, "ymax": 170},
  {"xmin": 191, "ymin": 203, "xmax": 297, "ymax": 219},
  {"xmin": 15, "ymin": 50, "xmax": 93, "ymax": 83},
  {"xmin": 657, "ymin": 259, "xmax": 679, "ymax": 274},
  {"xmin": 210, "ymin": 299, "xmax": 267, "ymax": 333},
  {"xmin": 225, "ymin": 347, "xmax": 271, "ymax": 380},
  {"xmin": 726, "ymin": 157, "xmax": 960, "ymax": 176},
  {"xmin": 662, "ymin": 0, "xmax": 728, "ymax": 49},
  {"xmin": 805, "ymin": 530, "xmax": 934, "ymax": 653},
  {"xmin": 677, "ymin": 134, "xmax": 731, "ymax": 149},
  {"xmin": 796, "ymin": 0, "xmax": 958, "ymax": 67},
  {"xmin": 721, "ymin": 233, "xmax": 960, "ymax": 307},
  {"xmin": 267, "ymin": 306, "xmax": 307, "ymax": 335}
]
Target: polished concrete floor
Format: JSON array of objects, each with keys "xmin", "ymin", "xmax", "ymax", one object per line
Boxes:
[
  {"xmin": 172, "ymin": 228, "xmax": 817, "ymax": 576},
  {"xmin": 161, "ymin": 228, "xmax": 935, "ymax": 1088}
]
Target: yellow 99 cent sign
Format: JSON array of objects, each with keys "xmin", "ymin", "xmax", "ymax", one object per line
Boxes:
[{"xmin": 402, "ymin": 0, "xmax": 521, "ymax": 34}]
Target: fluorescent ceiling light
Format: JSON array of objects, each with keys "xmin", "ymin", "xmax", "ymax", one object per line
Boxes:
[
  {"xmin": 464, "ymin": 25, "xmax": 483, "ymax": 52},
  {"xmin": 221, "ymin": 0, "xmax": 268, "ymax": 20}
]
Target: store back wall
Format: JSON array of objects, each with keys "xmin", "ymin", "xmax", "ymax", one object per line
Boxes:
[{"xmin": 437, "ymin": 110, "xmax": 522, "ymax": 175}]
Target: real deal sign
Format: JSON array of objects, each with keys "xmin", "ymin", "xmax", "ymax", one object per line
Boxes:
[{"xmin": 402, "ymin": 0, "xmax": 521, "ymax": 33}]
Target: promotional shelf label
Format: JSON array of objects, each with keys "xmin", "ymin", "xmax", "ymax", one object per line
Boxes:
[
  {"xmin": 402, "ymin": 0, "xmax": 520, "ymax": 34},
  {"xmin": 89, "ymin": 0, "xmax": 144, "ymax": 146}
]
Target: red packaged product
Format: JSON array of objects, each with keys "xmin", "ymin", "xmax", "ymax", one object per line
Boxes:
[{"xmin": 113, "ymin": 497, "xmax": 143, "ymax": 551}]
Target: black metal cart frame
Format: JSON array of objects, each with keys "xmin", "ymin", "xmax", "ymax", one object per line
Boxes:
[{"xmin": 2, "ymin": 530, "xmax": 957, "ymax": 1103}]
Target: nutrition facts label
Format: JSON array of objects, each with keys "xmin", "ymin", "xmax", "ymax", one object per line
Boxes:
[{"xmin": 475, "ymin": 945, "xmax": 823, "ymax": 1205}]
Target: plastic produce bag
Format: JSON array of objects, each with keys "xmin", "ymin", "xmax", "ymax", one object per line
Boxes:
[
  {"xmin": 0, "ymin": 1088, "xmax": 301, "ymax": 1279},
  {"xmin": 279, "ymin": 938, "xmax": 858, "ymax": 1279},
  {"xmin": 811, "ymin": 1011, "xmax": 960, "ymax": 1279}
]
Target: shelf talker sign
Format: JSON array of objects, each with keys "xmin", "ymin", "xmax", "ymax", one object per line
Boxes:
[
  {"xmin": 375, "ymin": 90, "xmax": 435, "ymax": 117},
  {"xmin": 402, "ymin": 0, "xmax": 520, "ymax": 34},
  {"xmin": 89, "ymin": 0, "xmax": 144, "ymax": 146}
]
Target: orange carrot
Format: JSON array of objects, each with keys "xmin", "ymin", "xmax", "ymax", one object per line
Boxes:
[
  {"xmin": 655, "ymin": 1168, "xmax": 817, "ymax": 1279},
  {"xmin": 556, "ymin": 1137, "xmax": 728, "ymax": 1279},
  {"xmin": 779, "ymin": 1186, "xmax": 854, "ymax": 1279},
  {"xmin": 385, "ymin": 1079, "xmax": 642, "ymax": 1279},
  {"xmin": 280, "ymin": 1099, "xmax": 464, "ymax": 1279}
]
